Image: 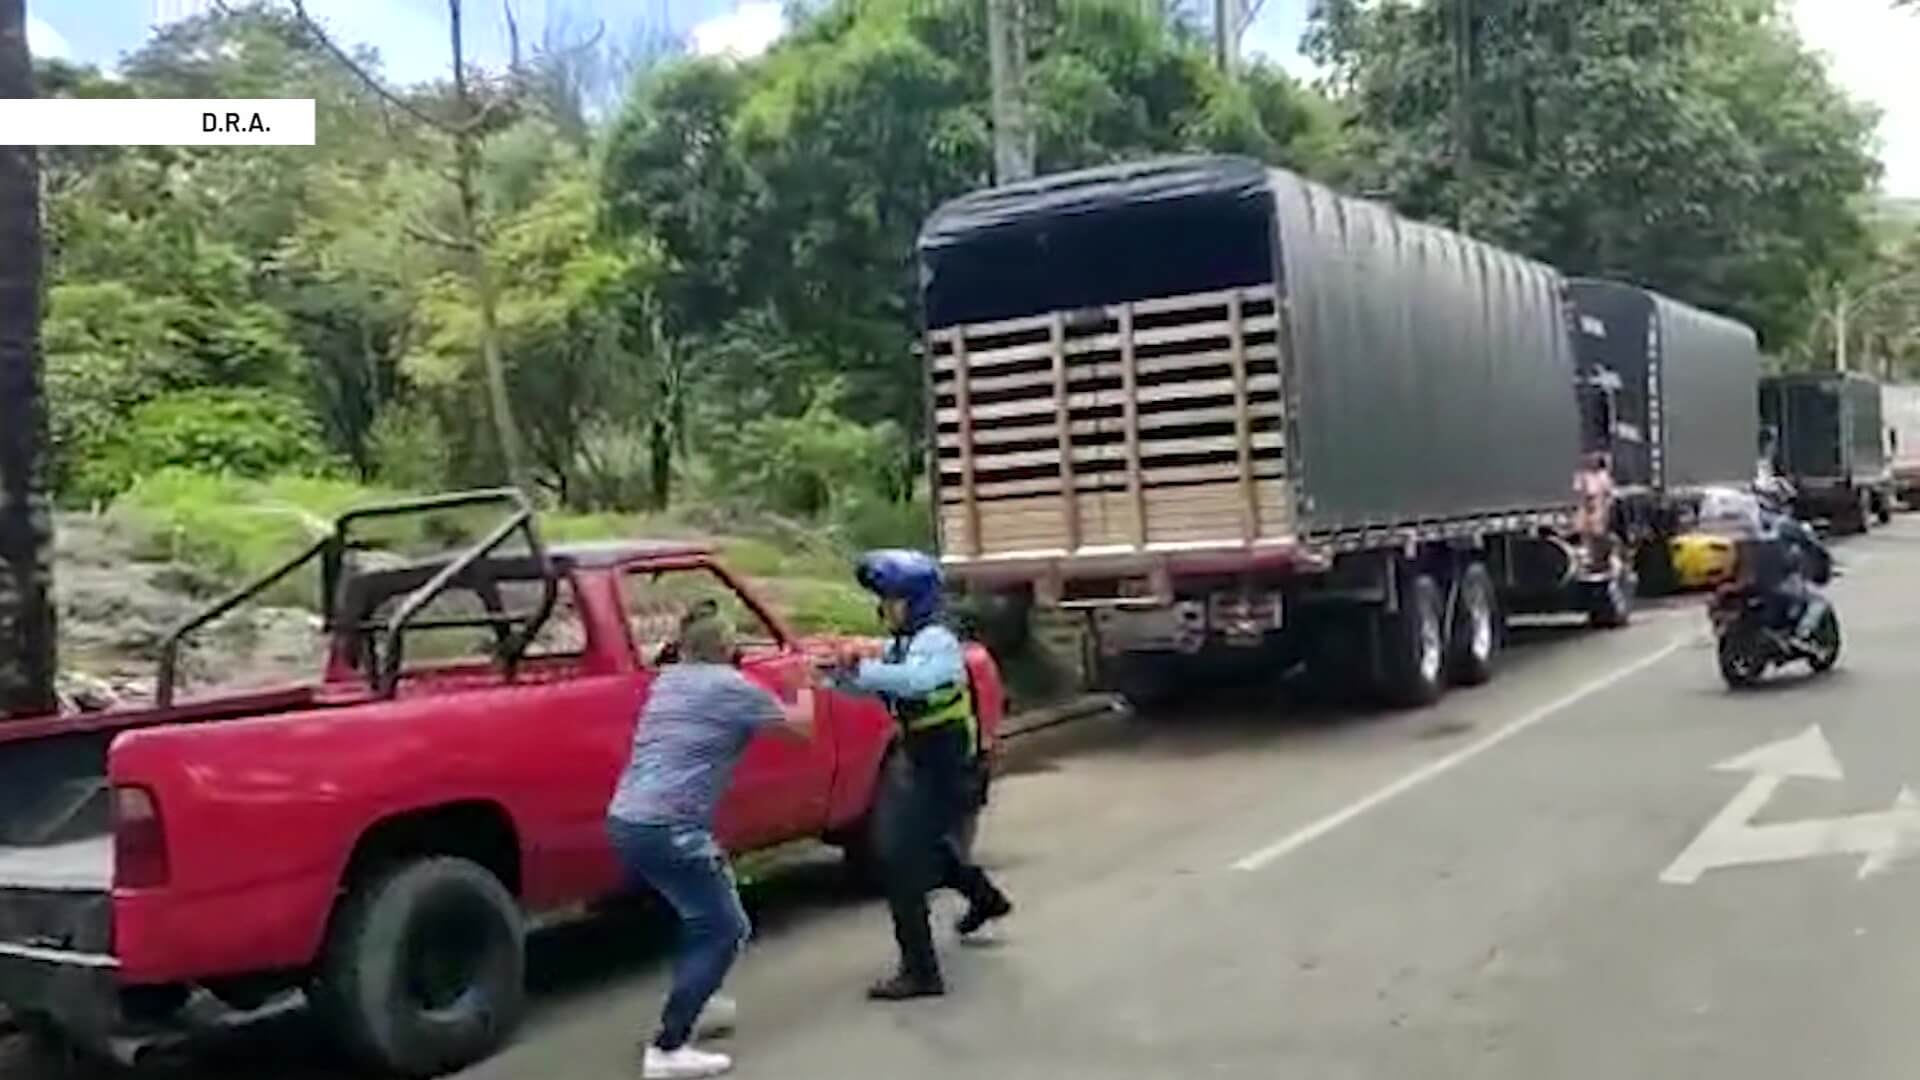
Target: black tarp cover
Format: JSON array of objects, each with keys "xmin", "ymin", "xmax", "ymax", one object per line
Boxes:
[{"xmin": 918, "ymin": 156, "xmax": 1582, "ymax": 534}]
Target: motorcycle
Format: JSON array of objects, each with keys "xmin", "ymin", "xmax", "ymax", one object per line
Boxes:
[{"xmin": 1708, "ymin": 579, "xmax": 1841, "ymax": 689}]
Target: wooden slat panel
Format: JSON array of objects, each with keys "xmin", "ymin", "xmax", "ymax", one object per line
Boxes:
[
  {"xmin": 1120, "ymin": 303, "xmax": 1146, "ymax": 548},
  {"xmin": 927, "ymin": 310, "xmax": 1054, "ymax": 346},
  {"xmin": 1145, "ymin": 481, "xmax": 1291, "ymax": 544},
  {"xmin": 928, "ymin": 283, "xmax": 1296, "ymax": 559},
  {"xmin": 957, "ymin": 480, "xmax": 1293, "ymax": 555},
  {"xmin": 959, "ymin": 432, "xmax": 1284, "ymax": 473},
  {"xmin": 1050, "ymin": 313, "xmax": 1079, "ymax": 552},
  {"xmin": 926, "ymin": 284, "xmax": 1278, "ymax": 359},
  {"xmin": 1130, "ymin": 283, "xmax": 1278, "ymax": 317},
  {"xmin": 951, "ymin": 333, "xmax": 981, "ymax": 556},
  {"xmin": 945, "ymin": 342, "xmax": 1283, "ymax": 396},
  {"xmin": 938, "ymin": 373, "xmax": 1283, "ymax": 424},
  {"xmin": 1227, "ymin": 292, "xmax": 1259, "ymax": 544},
  {"xmin": 948, "ymin": 479, "xmax": 1291, "ymax": 521},
  {"xmin": 933, "ymin": 316, "xmax": 1280, "ymax": 374},
  {"xmin": 941, "ymin": 459, "xmax": 1289, "ymax": 501},
  {"xmin": 938, "ymin": 400, "xmax": 1282, "ymax": 453}
]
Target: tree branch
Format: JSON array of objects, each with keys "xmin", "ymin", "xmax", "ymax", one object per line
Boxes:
[
  {"xmin": 403, "ymin": 218, "xmax": 473, "ymax": 252},
  {"xmin": 505, "ymin": 0, "xmax": 522, "ymax": 73},
  {"xmin": 289, "ymin": 0, "xmax": 455, "ymax": 135}
]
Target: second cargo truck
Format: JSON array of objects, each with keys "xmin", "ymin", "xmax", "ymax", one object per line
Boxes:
[{"xmin": 1565, "ymin": 280, "xmax": 1761, "ymax": 591}]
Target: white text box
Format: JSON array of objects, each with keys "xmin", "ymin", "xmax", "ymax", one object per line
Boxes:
[{"xmin": 0, "ymin": 99, "xmax": 316, "ymax": 147}]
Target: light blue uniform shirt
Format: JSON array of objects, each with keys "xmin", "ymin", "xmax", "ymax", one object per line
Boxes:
[{"xmin": 843, "ymin": 624, "xmax": 966, "ymax": 699}]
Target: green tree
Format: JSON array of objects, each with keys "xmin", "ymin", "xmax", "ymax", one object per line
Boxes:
[
  {"xmin": 405, "ymin": 144, "xmax": 663, "ymax": 505},
  {"xmin": 1308, "ymin": 0, "xmax": 1879, "ymax": 348},
  {"xmin": 602, "ymin": 0, "xmax": 1348, "ymax": 507}
]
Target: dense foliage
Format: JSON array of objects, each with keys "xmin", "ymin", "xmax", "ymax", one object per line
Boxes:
[
  {"xmin": 1308, "ymin": 0, "xmax": 1886, "ymax": 351},
  {"xmin": 34, "ymin": 0, "xmax": 1918, "ymax": 537}
]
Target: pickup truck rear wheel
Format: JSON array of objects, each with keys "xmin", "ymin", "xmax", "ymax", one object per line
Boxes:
[{"xmin": 316, "ymin": 857, "xmax": 526, "ymax": 1078}]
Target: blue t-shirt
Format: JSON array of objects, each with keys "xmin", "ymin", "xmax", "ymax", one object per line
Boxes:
[{"xmin": 608, "ymin": 664, "xmax": 785, "ymax": 826}]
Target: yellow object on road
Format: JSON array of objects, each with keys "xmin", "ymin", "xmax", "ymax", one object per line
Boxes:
[{"xmin": 1669, "ymin": 532, "xmax": 1738, "ymax": 590}]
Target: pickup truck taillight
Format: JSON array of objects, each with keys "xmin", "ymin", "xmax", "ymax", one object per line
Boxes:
[{"xmin": 113, "ymin": 785, "xmax": 170, "ymax": 889}]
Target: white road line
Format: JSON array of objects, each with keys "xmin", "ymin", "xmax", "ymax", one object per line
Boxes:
[{"xmin": 1232, "ymin": 637, "xmax": 1688, "ymax": 872}]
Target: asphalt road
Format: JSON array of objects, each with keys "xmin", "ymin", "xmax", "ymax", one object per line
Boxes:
[{"xmin": 13, "ymin": 519, "xmax": 1920, "ymax": 1078}]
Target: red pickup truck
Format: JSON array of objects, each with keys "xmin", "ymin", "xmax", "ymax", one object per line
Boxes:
[{"xmin": 0, "ymin": 491, "xmax": 1003, "ymax": 1076}]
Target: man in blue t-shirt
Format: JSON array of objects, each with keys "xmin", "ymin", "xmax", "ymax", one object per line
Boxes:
[{"xmin": 607, "ymin": 610, "xmax": 814, "ymax": 1080}]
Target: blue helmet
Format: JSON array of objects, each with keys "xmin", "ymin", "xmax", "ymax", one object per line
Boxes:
[{"xmin": 855, "ymin": 549, "xmax": 944, "ymax": 629}]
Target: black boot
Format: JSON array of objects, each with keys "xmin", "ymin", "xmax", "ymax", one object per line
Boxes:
[
  {"xmin": 867, "ymin": 971, "xmax": 946, "ymax": 1001},
  {"xmin": 956, "ymin": 885, "xmax": 1013, "ymax": 936}
]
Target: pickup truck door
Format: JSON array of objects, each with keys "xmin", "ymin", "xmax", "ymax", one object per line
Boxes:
[{"xmin": 621, "ymin": 567, "xmax": 833, "ymax": 851}]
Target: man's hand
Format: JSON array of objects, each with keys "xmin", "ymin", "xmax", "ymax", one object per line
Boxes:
[
  {"xmin": 841, "ymin": 639, "xmax": 886, "ymax": 665},
  {"xmin": 780, "ymin": 658, "xmax": 816, "ymax": 697}
]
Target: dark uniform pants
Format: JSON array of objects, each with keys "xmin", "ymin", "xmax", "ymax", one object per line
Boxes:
[{"xmin": 883, "ymin": 724, "xmax": 998, "ymax": 980}]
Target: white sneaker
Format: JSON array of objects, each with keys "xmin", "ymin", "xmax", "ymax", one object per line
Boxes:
[
  {"xmin": 643, "ymin": 1044, "xmax": 734, "ymax": 1079},
  {"xmin": 695, "ymin": 994, "xmax": 738, "ymax": 1037}
]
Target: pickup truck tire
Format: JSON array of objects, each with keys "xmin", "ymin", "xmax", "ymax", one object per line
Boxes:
[
  {"xmin": 9, "ymin": 1013, "xmax": 74, "ymax": 1072},
  {"xmin": 1445, "ymin": 563, "xmax": 1499, "ymax": 686},
  {"xmin": 316, "ymin": 857, "xmax": 526, "ymax": 1078},
  {"xmin": 1376, "ymin": 572, "xmax": 1445, "ymax": 709}
]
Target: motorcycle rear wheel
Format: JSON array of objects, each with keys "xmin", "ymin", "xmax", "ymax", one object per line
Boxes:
[
  {"xmin": 1717, "ymin": 628, "xmax": 1768, "ymax": 689},
  {"xmin": 1806, "ymin": 609, "xmax": 1842, "ymax": 673}
]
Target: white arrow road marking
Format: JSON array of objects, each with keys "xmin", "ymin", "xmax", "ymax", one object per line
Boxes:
[{"xmin": 1661, "ymin": 725, "xmax": 1920, "ymax": 884}]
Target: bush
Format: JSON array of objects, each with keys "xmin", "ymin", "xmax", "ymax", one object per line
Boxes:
[
  {"xmin": 76, "ymin": 388, "xmax": 337, "ymax": 502},
  {"xmin": 705, "ymin": 383, "xmax": 905, "ymax": 519},
  {"xmin": 832, "ymin": 493, "xmax": 935, "ymax": 553},
  {"xmin": 367, "ymin": 401, "xmax": 454, "ymax": 493},
  {"xmin": 764, "ymin": 578, "xmax": 881, "ymax": 635},
  {"xmin": 107, "ymin": 469, "xmax": 888, "ymax": 633}
]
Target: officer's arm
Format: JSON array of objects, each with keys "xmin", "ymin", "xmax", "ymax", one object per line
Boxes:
[{"xmin": 851, "ymin": 628, "xmax": 965, "ymax": 697}]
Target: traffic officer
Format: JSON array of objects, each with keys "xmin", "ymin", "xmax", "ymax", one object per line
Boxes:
[{"xmin": 835, "ymin": 549, "xmax": 1012, "ymax": 1000}]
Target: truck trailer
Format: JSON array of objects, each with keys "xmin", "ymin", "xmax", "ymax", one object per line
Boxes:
[
  {"xmin": 1565, "ymin": 280, "xmax": 1760, "ymax": 591},
  {"xmin": 1760, "ymin": 372, "xmax": 1892, "ymax": 533},
  {"xmin": 917, "ymin": 156, "xmax": 1631, "ymax": 709},
  {"xmin": 1880, "ymin": 382, "xmax": 1920, "ymax": 505}
]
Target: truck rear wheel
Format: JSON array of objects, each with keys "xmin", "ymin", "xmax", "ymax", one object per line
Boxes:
[
  {"xmin": 1588, "ymin": 561, "xmax": 1634, "ymax": 629},
  {"xmin": 316, "ymin": 857, "xmax": 526, "ymax": 1078},
  {"xmin": 1446, "ymin": 563, "xmax": 1500, "ymax": 686},
  {"xmin": 1378, "ymin": 572, "xmax": 1445, "ymax": 709}
]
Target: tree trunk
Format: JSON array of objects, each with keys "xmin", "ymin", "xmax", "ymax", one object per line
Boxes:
[
  {"xmin": 0, "ymin": 0, "xmax": 57, "ymax": 719},
  {"xmin": 449, "ymin": 0, "xmax": 529, "ymax": 494},
  {"xmin": 648, "ymin": 415, "xmax": 672, "ymax": 510}
]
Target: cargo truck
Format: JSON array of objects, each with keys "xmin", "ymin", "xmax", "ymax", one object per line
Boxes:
[
  {"xmin": 1880, "ymin": 382, "xmax": 1920, "ymax": 505},
  {"xmin": 1759, "ymin": 372, "xmax": 1892, "ymax": 533},
  {"xmin": 916, "ymin": 157, "xmax": 1632, "ymax": 709},
  {"xmin": 1565, "ymin": 281, "xmax": 1761, "ymax": 592}
]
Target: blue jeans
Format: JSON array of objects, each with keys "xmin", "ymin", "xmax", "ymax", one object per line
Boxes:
[{"xmin": 607, "ymin": 819, "xmax": 750, "ymax": 1050}]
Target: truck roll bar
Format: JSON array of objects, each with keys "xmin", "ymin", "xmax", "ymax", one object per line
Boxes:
[{"xmin": 157, "ymin": 488, "xmax": 552, "ymax": 709}]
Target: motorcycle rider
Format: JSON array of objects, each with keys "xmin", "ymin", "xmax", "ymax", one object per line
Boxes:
[{"xmin": 1752, "ymin": 476, "xmax": 1833, "ymax": 651}]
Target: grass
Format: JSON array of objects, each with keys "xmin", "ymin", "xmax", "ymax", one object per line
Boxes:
[{"xmin": 108, "ymin": 468, "xmax": 882, "ymax": 633}]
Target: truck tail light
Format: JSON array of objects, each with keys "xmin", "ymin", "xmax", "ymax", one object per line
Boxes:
[{"xmin": 113, "ymin": 786, "xmax": 170, "ymax": 889}]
